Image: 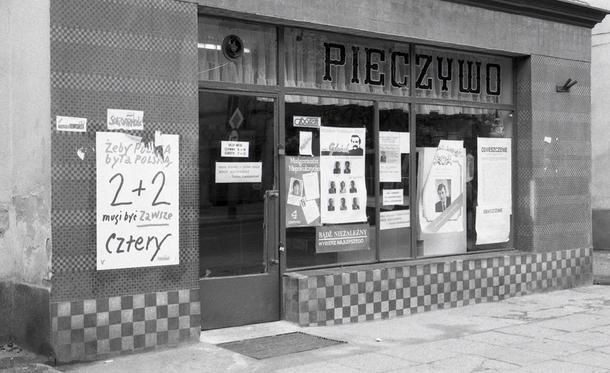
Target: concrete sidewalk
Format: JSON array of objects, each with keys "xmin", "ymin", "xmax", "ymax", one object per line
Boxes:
[{"xmin": 62, "ymin": 286, "xmax": 610, "ymax": 373}]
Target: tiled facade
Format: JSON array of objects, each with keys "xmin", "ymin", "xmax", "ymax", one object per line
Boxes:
[{"xmin": 284, "ymin": 248, "xmax": 592, "ymax": 326}]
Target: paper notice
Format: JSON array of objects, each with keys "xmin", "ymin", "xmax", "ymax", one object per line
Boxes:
[
  {"xmin": 477, "ymin": 138, "xmax": 511, "ymax": 209},
  {"xmin": 476, "ymin": 205, "xmax": 510, "ymax": 244},
  {"xmin": 299, "ymin": 131, "xmax": 313, "ymax": 155},
  {"xmin": 107, "ymin": 109, "xmax": 144, "ymax": 131},
  {"xmin": 56, "ymin": 116, "xmax": 87, "ymax": 132},
  {"xmin": 382, "ymin": 189, "xmax": 404, "ymax": 205},
  {"xmin": 380, "ymin": 210, "xmax": 410, "ymax": 230},
  {"xmin": 302, "ymin": 172, "xmax": 320, "ymax": 200},
  {"xmin": 221, "ymin": 141, "xmax": 249, "ymax": 158},
  {"xmin": 379, "ymin": 131, "xmax": 401, "ymax": 182},
  {"xmin": 302, "ymin": 200, "xmax": 320, "ymax": 224},
  {"xmin": 399, "ymin": 132, "xmax": 410, "ymax": 154},
  {"xmin": 215, "ymin": 162, "xmax": 262, "ymax": 183},
  {"xmin": 293, "ymin": 116, "xmax": 321, "ymax": 128}
]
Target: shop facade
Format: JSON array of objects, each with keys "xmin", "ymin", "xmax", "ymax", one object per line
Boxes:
[{"xmin": 1, "ymin": 0, "xmax": 603, "ymax": 363}]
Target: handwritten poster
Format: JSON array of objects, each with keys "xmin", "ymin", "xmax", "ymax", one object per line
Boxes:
[
  {"xmin": 107, "ymin": 109, "xmax": 144, "ymax": 131},
  {"xmin": 379, "ymin": 131, "xmax": 402, "ymax": 182},
  {"xmin": 286, "ymin": 157, "xmax": 321, "ymax": 227},
  {"xmin": 380, "ymin": 210, "xmax": 410, "ymax": 230},
  {"xmin": 96, "ymin": 132, "xmax": 179, "ymax": 270},
  {"xmin": 319, "ymin": 126, "xmax": 367, "ymax": 224}
]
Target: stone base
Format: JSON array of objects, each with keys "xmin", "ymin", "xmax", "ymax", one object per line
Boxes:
[
  {"xmin": 0, "ymin": 282, "xmax": 52, "ymax": 356},
  {"xmin": 283, "ymin": 248, "xmax": 592, "ymax": 326}
]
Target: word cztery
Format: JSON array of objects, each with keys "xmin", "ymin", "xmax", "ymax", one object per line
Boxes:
[
  {"xmin": 322, "ymin": 43, "xmax": 502, "ymax": 96},
  {"xmin": 105, "ymin": 233, "xmax": 171, "ymax": 261}
]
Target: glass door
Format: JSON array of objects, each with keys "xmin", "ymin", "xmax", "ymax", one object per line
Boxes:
[{"xmin": 198, "ymin": 91, "xmax": 280, "ymax": 330}]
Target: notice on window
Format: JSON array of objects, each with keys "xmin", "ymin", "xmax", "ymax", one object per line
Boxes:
[
  {"xmin": 107, "ymin": 109, "xmax": 144, "ymax": 131},
  {"xmin": 286, "ymin": 156, "xmax": 321, "ymax": 227},
  {"xmin": 96, "ymin": 132, "xmax": 179, "ymax": 270},
  {"xmin": 477, "ymin": 138, "xmax": 511, "ymax": 208},
  {"xmin": 399, "ymin": 132, "xmax": 410, "ymax": 154},
  {"xmin": 56, "ymin": 115, "xmax": 87, "ymax": 132},
  {"xmin": 380, "ymin": 210, "xmax": 410, "ymax": 230},
  {"xmin": 316, "ymin": 224, "xmax": 369, "ymax": 253},
  {"xmin": 215, "ymin": 162, "xmax": 262, "ymax": 183},
  {"xmin": 476, "ymin": 137, "xmax": 512, "ymax": 244},
  {"xmin": 293, "ymin": 116, "xmax": 321, "ymax": 129},
  {"xmin": 221, "ymin": 141, "xmax": 249, "ymax": 158},
  {"xmin": 379, "ymin": 131, "xmax": 401, "ymax": 182},
  {"xmin": 299, "ymin": 131, "xmax": 313, "ymax": 156},
  {"xmin": 476, "ymin": 206, "xmax": 510, "ymax": 244},
  {"xmin": 382, "ymin": 189, "xmax": 404, "ymax": 205},
  {"xmin": 319, "ymin": 126, "xmax": 367, "ymax": 224}
]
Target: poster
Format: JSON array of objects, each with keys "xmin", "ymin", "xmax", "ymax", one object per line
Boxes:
[
  {"xmin": 379, "ymin": 131, "xmax": 401, "ymax": 182},
  {"xmin": 221, "ymin": 141, "xmax": 249, "ymax": 157},
  {"xmin": 299, "ymin": 131, "xmax": 313, "ymax": 155},
  {"xmin": 316, "ymin": 224, "xmax": 369, "ymax": 253},
  {"xmin": 286, "ymin": 156, "xmax": 321, "ymax": 227},
  {"xmin": 417, "ymin": 141, "xmax": 467, "ymax": 256},
  {"xmin": 107, "ymin": 109, "xmax": 144, "ymax": 131},
  {"xmin": 382, "ymin": 189, "xmax": 404, "ymax": 205},
  {"xmin": 215, "ymin": 162, "xmax": 262, "ymax": 183},
  {"xmin": 319, "ymin": 126, "xmax": 367, "ymax": 224},
  {"xmin": 399, "ymin": 132, "xmax": 410, "ymax": 154},
  {"xmin": 96, "ymin": 132, "xmax": 179, "ymax": 270},
  {"xmin": 380, "ymin": 210, "xmax": 410, "ymax": 230},
  {"xmin": 56, "ymin": 115, "xmax": 87, "ymax": 132},
  {"xmin": 476, "ymin": 138, "xmax": 512, "ymax": 244}
]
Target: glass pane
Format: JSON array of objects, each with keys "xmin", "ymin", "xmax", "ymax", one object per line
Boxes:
[
  {"xmin": 415, "ymin": 46, "xmax": 513, "ymax": 105},
  {"xmin": 198, "ymin": 16, "xmax": 277, "ymax": 85},
  {"xmin": 284, "ymin": 28, "xmax": 410, "ymax": 96},
  {"xmin": 199, "ymin": 92, "xmax": 275, "ymax": 277},
  {"xmin": 415, "ymin": 105, "xmax": 513, "ymax": 257},
  {"xmin": 379, "ymin": 102, "xmax": 411, "ymax": 260},
  {"xmin": 284, "ymin": 95, "xmax": 375, "ymax": 268}
]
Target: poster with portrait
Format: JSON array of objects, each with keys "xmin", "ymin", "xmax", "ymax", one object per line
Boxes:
[
  {"xmin": 319, "ymin": 126, "xmax": 367, "ymax": 224},
  {"xmin": 417, "ymin": 141, "xmax": 467, "ymax": 256},
  {"xmin": 285, "ymin": 156, "xmax": 321, "ymax": 227}
]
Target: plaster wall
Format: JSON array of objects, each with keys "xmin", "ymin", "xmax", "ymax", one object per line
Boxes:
[{"xmin": 0, "ymin": 0, "xmax": 51, "ymax": 288}]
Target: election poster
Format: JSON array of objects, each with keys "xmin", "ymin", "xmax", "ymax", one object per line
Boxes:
[
  {"xmin": 96, "ymin": 132, "xmax": 179, "ymax": 270},
  {"xmin": 476, "ymin": 137, "xmax": 512, "ymax": 244},
  {"xmin": 379, "ymin": 131, "xmax": 401, "ymax": 182},
  {"xmin": 319, "ymin": 126, "xmax": 367, "ymax": 224},
  {"xmin": 417, "ymin": 140, "xmax": 467, "ymax": 256},
  {"xmin": 316, "ymin": 224, "xmax": 369, "ymax": 253},
  {"xmin": 285, "ymin": 156, "xmax": 321, "ymax": 227}
]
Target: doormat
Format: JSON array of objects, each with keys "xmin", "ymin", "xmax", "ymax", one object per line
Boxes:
[{"xmin": 217, "ymin": 332, "xmax": 346, "ymax": 359}]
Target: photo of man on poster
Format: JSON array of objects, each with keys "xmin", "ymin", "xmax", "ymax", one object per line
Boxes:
[
  {"xmin": 352, "ymin": 197, "xmax": 360, "ymax": 210},
  {"xmin": 333, "ymin": 161, "xmax": 342, "ymax": 174},
  {"xmin": 340, "ymin": 197, "xmax": 348, "ymax": 210},
  {"xmin": 348, "ymin": 134, "xmax": 363, "ymax": 155},
  {"xmin": 328, "ymin": 198, "xmax": 335, "ymax": 211},
  {"xmin": 344, "ymin": 160, "xmax": 351, "ymax": 174},
  {"xmin": 349, "ymin": 180, "xmax": 357, "ymax": 193},
  {"xmin": 329, "ymin": 181, "xmax": 337, "ymax": 194},
  {"xmin": 435, "ymin": 181, "xmax": 451, "ymax": 212},
  {"xmin": 291, "ymin": 179, "xmax": 302, "ymax": 196}
]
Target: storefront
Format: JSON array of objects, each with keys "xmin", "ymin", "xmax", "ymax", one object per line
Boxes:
[{"xmin": 39, "ymin": 0, "xmax": 607, "ymax": 363}]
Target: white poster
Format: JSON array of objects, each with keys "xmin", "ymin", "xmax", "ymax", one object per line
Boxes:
[
  {"xmin": 107, "ymin": 109, "xmax": 144, "ymax": 131},
  {"xmin": 221, "ymin": 141, "xmax": 249, "ymax": 158},
  {"xmin": 476, "ymin": 206, "xmax": 510, "ymax": 244},
  {"xmin": 379, "ymin": 131, "xmax": 401, "ymax": 182},
  {"xmin": 215, "ymin": 162, "xmax": 262, "ymax": 183},
  {"xmin": 380, "ymin": 210, "xmax": 410, "ymax": 230},
  {"xmin": 96, "ymin": 132, "xmax": 179, "ymax": 270},
  {"xmin": 382, "ymin": 189, "xmax": 404, "ymax": 206},
  {"xmin": 476, "ymin": 137, "xmax": 512, "ymax": 244},
  {"xmin": 299, "ymin": 131, "xmax": 313, "ymax": 156},
  {"xmin": 56, "ymin": 115, "xmax": 87, "ymax": 132},
  {"xmin": 319, "ymin": 126, "xmax": 367, "ymax": 224},
  {"xmin": 399, "ymin": 132, "xmax": 410, "ymax": 154}
]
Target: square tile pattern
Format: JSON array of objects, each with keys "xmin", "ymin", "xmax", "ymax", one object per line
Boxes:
[
  {"xmin": 284, "ymin": 248, "xmax": 592, "ymax": 326},
  {"xmin": 51, "ymin": 289, "xmax": 200, "ymax": 362}
]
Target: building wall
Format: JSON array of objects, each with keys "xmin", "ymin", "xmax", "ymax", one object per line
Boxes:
[
  {"xmin": 49, "ymin": 0, "xmax": 200, "ymax": 362},
  {"xmin": 0, "ymin": 0, "xmax": 52, "ymax": 354}
]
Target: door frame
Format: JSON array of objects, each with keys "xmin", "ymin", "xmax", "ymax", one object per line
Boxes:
[{"xmin": 198, "ymin": 88, "xmax": 285, "ymax": 329}]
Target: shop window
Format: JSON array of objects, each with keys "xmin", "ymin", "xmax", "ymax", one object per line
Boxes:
[
  {"xmin": 284, "ymin": 95, "xmax": 375, "ymax": 269},
  {"xmin": 198, "ymin": 16, "xmax": 277, "ymax": 85},
  {"xmin": 415, "ymin": 105, "xmax": 513, "ymax": 256},
  {"xmin": 284, "ymin": 28, "xmax": 410, "ymax": 96},
  {"xmin": 378, "ymin": 102, "xmax": 411, "ymax": 260}
]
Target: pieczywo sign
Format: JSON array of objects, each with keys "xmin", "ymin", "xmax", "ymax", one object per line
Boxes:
[{"xmin": 96, "ymin": 132, "xmax": 179, "ymax": 270}]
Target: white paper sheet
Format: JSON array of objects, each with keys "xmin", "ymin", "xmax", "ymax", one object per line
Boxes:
[
  {"xmin": 215, "ymin": 162, "xmax": 262, "ymax": 183},
  {"xmin": 399, "ymin": 132, "xmax": 410, "ymax": 154},
  {"xmin": 302, "ymin": 172, "xmax": 320, "ymax": 200},
  {"xmin": 380, "ymin": 210, "xmax": 410, "ymax": 230},
  {"xmin": 221, "ymin": 141, "xmax": 249, "ymax": 158},
  {"xmin": 302, "ymin": 200, "xmax": 321, "ymax": 224},
  {"xmin": 379, "ymin": 131, "xmax": 401, "ymax": 182},
  {"xmin": 382, "ymin": 189, "xmax": 404, "ymax": 205},
  {"xmin": 299, "ymin": 131, "xmax": 313, "ymax": 155}
]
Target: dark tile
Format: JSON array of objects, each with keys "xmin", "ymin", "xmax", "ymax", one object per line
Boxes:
[
  {"xmin": 168, "ymin": 291, "xmax": 179, "ymax": 304},
  {"xmin": 144, "ymin": 293, "xmax": 156, "ymax": 307},
  {"xmin": 178, "ymin": 303, "xmax": 189, "ymax": 316},
  {"xmin": 145, "ymin": 320, "xmax": 156, "ymax": 333},
  {"xmin": 189, "ymin": 289, "xmax": 199, "ymax": 302},
  {"xmin": 71, "ymin": 329, "xmax": 84, "ymax": 343},
  {"xmin": 109, "ymin": 338, "xmax": 122, "ymax": 352},
  {"xmin": 157, "ymin": 331, "xmax": 168, "ymax": 345},
  {"xmin": 97, "ymin": 326, "xmax": 109, "ymax": 340},
  {"xmin": 121, "ymin": 296, "xmax": 133, "ymax": 310},
  {"xmin": 168, "ymin": 317, "xmax": 179, "ymax": 331},
  {"xmin": 157, "ymin": 305, "xmax": 168, "ymax": 318},
  {"xmin": 70, "ymin": 301, "xmax": 84, "ymax": 315},
  {"xmin": 134, "ymin": 334, "xmax": 145, "ymax": 349},
  {"xmin": 189, "ymin": 316, "xmax": 200, "ymax": 328},
  {"xmin": 109, "ymin": 310, "xmax": 121, "ymax": 325},
  {"xmin": 51, "ymin": 303, "xmax": 58, "ymax": 317},
  {"xmin": 121, "ymin": 323, "xmax": 133, "ymax": 337},
  {"xmin": 97, "ymin": 298, "xmax": 109, "ymax": 313},
  {"xmin": 133, "ymin": 308, "xmax": 145, "ymax": 322},
  {"xmin": 85, "ymin": 341, "xmax": 97, "ymax": 356},
  {"xmin": 57, "ymin": 316, "xmax": 71, "ymax": 331},
  {"xmin": 84, "ymin": 313, "xmax": 97, "ymax": 328}
]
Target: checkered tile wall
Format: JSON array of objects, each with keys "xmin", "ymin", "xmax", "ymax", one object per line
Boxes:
[
  {"xmin": 284, "ymin": 248, "xmax": 592, "ymax": 326},
  {"xmin": 50, "ymin": 0, "xmax": 200, "ymax": 361},
  {"xmin": 51, "ymin": 289, "xmax": 200, "ymax": 362}
]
